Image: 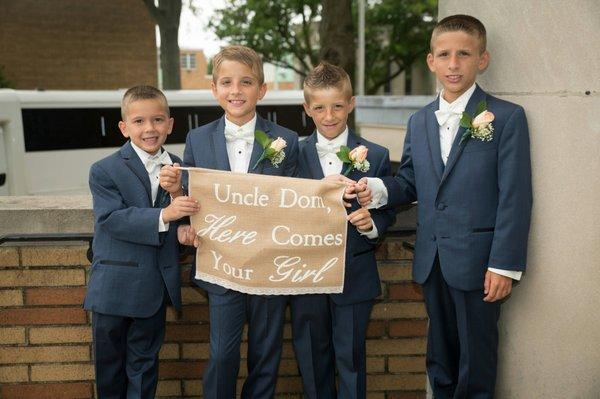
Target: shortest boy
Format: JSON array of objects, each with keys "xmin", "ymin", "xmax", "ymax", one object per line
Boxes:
[
  {"xmin": 84, "ymin": 85, "xmax": 199, "ymax": 398},
  {"xmin": 290, "ymin": 63, "xmax": 396, "ymax": 398}
]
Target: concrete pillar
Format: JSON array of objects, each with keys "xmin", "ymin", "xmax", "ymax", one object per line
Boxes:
[{"xmin": 437, "ymin": 1, "xmax": 600, "ymax": 397}]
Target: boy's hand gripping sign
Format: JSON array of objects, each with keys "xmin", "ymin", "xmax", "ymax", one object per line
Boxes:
[{"xmin": 186, "ymin": 168, "xmax": 347, "ymax": 295}]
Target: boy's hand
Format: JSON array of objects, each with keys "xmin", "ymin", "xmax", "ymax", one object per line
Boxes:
[
  {"xmin": 162, "ymin": 196, "xmax": 200, "ymax": 223},
  {"xmin": 160, "ymin": 163, "xmax": 183, "ymax": 197},
  {"xmin": 483, "ymin": 271, "xmax": 513, "ymax": 302},
  {"xmin": 323, "ymin": 174, "xmax": 356, "ymax": 208},
  {"xmin": 356, "ymin": 177, "xmax": 372, "ymax": 207},
  {"xmin": 347, "ymin": 207, "xmax": 373, "ymax": 232},
  {"xmin": 177, "ymin": 224, "xmax": 200, "ymax": 248}
]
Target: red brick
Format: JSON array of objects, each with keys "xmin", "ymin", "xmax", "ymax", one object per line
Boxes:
[
  {"xmin": 0, "ymin": 308, "xmax": 87, "ymax": 325},
  {"xmin": 388, "ymin": 283, "xmax": 424, "ymax": 301},
  {"xmin": 375, "ymin": 243, "xmax": 387, "ymax": 260},
  {"xmin": 386, "ymin": 239, "xmax": 415, "ymax": 260},
  {"xmin": 159, "ymin": 361, "xmax": 206, "ymax": 379},
  {"xmin": 389, "ymin": 320, "xmax": 428, "ymax": 338},
  {"xmin": 1, "ymin": 382, "xmax": 93, "ymax": 399},
  {"xmin": 366, "ymin": 320, "xmax": 386, "ymax": 338},
  {"xmin": 180, "ymin": 305, "xmax": 210, "ymax": 322},
  {"xmin": 165, "ymin": 324, "xmax": 209, "ymax": 342},
  {"xmin": 25, "ymin": 287, "xmax": 87, "ymax": 305}
]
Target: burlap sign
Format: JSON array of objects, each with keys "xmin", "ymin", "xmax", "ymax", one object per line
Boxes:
[{"xmin": 186, "ymin": 167, "xmax": 347, "ymax": 295}]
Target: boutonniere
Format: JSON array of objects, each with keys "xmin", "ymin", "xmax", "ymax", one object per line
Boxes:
[
  {"xmin": 336, "ymin": 145, "xmax": 370, "ymax": 176},
  {"xmin": 459, "ymin": 100, "xmax": 495, "ymax": 144},
  {"xmin": 252, "ymin": 130, "xmax": 286, "ymax": 170}
]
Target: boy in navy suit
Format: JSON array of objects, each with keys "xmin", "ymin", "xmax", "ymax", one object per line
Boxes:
[
  {"xmin": 160, "ymin": 45, "xmax": 299, "ymax": 398},
  {"xmin": 85, "ymin": 85, "xmax": 200, "ymax": 398},
  {"xmin": 290, "ymin": 62, "xmax": 396, "ymax": 398},
  {"xmin": 360, "ymin": 15, "xmax": 533, "ymax": 398}
]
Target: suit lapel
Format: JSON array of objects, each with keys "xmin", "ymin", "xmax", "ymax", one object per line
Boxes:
[
  {"xmin": 210, "ymin": 116, "xmax": 231, "ymax": 171},
  {"xmin": 248, "ymin": 115, "xmax": 270, "ymax": 174},
  {"xmin": 303, "ymin": 132, "xmax": 325, "ymax": 179},
  {"xmin": 425, "ymin": 100, "xmax": 444, "ymax": 182},
  {"xmin": 121, "ymin": 141, "xmax": 152, "ymax": 205},
  {"xmin": 441, "ymin": 85, "xmax": 487, "ymax": 183}
]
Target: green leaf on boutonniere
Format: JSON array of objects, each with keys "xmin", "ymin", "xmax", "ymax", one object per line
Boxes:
[
  {"xmin": 460, "ymin": 113, "xmax": 472, "ymax": 129},
  {"xmin": 336, "ymin": 145, "xmax": 352, "ymax": 163},
  {"xmin": 254, "ymin": 130, "xmax": 271, "ymax": 148},
  {"xmin": 475, "ymin": 100, "xmax": 487, "ymax": 116}
]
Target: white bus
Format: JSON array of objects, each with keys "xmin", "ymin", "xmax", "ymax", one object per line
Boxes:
[{"xmin": 0, "ymin": 89, "xmax": 312, "ymax": 196}]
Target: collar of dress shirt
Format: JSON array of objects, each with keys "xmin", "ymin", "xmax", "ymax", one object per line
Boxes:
[
  {"xmin": 224, "ymin": 113, "xmax": 257, "ymax": 136},
  {"xmin": 130, "ymin": 141, "xmax": 171, "ymax": 170},
  {"xmin": 439, "ymin": 83, "xmax": 477, "ymax": 114},
  {"xmin": 316, "ymin": 127, "xmax": 349, "ymax": 150}
]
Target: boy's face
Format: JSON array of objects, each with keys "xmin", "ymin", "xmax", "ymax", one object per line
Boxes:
[
  {"xmin": 118, "ymin": 99, "xmax": 173, "ymax": 155},
  {"xmin": 303, "ymin": 88, "xmax": 355, "ymax": 140},
  {"xmin": 427, "ymin": 30, "xmax": 489, "ymax": 103},
  {"xmin": 212, "ymin": 60, "xmax": 267, "ymax": 126}
]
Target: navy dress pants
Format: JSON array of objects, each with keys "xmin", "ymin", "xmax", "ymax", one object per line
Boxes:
[
  {"xmin": 92, "ymin": 302, "xmax": 166, "ymax": 399},
  {"xmin": 423, "ymin": 260, "xmax": 501, "ymax": 399},
  {"xmin": 289, "ymin": 294, "xmax": 336, "ymax": 399},
  {"xmin": 202, "ymin": 290, "xmax": 287, "ymax": 399}
]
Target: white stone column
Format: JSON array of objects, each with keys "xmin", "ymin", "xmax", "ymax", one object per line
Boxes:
[{"xmin": 437, "ymin": 1, "xmax": 600, "ymax": 397}]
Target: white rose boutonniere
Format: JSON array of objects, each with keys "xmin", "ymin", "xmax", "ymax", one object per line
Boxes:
[
  {"xmin": 460, "ymin": 100, "xmax": 495, "ymax": 144},
  {"xmin": 336, "ymin": 145, "xmax": 370, "ymax": 176},
  {"xmin": 252, "ymin": 130, "xmax": 287, "ymax": 170}
]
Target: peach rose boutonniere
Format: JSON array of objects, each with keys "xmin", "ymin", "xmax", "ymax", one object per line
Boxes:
[
  {"xmin": 252, "ymin": 130, "xmax": 287, "ymax": 170},
  {"xmin": 459, "ymin": 100, "xmax": 495, "ymax": 144},
  {"xmin": 337, "ymin": 145, "xmax": 370, "ymax": 176}
]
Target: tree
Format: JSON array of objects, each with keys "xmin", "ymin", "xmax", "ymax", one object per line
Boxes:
[
  {"xmin": 142, "ymin": 0, "xmax": 183, "ymax": 89},
  {"xmin": 320, "ymin": 0, "xmax": 355, "ymax": 86},
  {"xmin": 210, "ymin": 0, "xmax": 436, "ymax": 94},
  {"xmin": 364, "ymin": 0, "xmax": 436, "ymax": 94}
]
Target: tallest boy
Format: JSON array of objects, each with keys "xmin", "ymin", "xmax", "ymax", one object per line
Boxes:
[{"xmin": 361, "ymin": 15, "xmax": 532, "ymax": 397}]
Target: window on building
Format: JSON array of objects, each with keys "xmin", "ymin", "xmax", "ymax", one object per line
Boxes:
[{"xmin": 180, "ymin": 53, "xmax": 197, "ymax": 70}]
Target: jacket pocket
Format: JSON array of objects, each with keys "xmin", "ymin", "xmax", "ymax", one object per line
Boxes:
[
  {"xmin": 472, "ymin": 227, "xmax": 495, "ymax": 233},
  {"xmin": 99, "ymin": 260, "xmax": 138, "ymax": 267}
]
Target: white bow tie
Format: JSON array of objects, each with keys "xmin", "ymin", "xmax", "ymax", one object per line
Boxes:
[
  {"xmin": 145, "ymin": 151, "xmax": 171, "ymax": 172},
  {"xmin": 315, "ymin": 142, "xmax": 341, "ymax": 158},
  {"xmin": 224, "ymin": 127, "xmax": 254, "ymax": 144},
  {"xmin": 435, "ymin": 108, "xmax": 464, "ymax": 126}
]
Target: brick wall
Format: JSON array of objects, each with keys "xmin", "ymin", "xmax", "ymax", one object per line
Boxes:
[
  {"xmin": 0, "ymin": 236, "xmax": 427, "ymax": 398},
  {"xmin": 0, "ymin": 0, "xmax": 157, "ymax": 90}
]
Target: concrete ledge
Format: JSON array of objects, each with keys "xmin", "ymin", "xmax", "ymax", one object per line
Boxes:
[{"xmin": 0, "ymin": 196, "xmax": 93, "ymax": 236}]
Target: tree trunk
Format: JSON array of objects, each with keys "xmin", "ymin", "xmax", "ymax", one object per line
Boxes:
[
  {"xmin": 142, "ymin": 0, "xmax": 182, "ymax": 90},
  {"xmin": 159, "ymin": 24, "xmax": 181, "ymax": 89},
  {"xmin": 319, "ymin": 0, "xmax": 356, "ymax": 87}
]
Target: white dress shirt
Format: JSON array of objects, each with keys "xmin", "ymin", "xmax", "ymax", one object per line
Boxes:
[
  {"xmin": 225, "ymin": 115, "xmax": 257, "ymax": 174},
  {"xmin": 366, "ymin": 85, "xmax": 521, "ymax": 280},
  {"xmin": 130, "ymin": 142, "xmax": 172, "ymax": 232},
  {"xmin": 316, "ymin": 128, "xmax": 379, "ymax": 240},
  {"xmin": 437, "ymin": 83, "xmax": 476, "ymax": 165}
]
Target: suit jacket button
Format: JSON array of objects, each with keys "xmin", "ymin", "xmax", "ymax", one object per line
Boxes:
[
  {"xmin": 437, "ymin": 203, "xmax": 447, "ymax": 210},
  {"xmin": 431, "ymin": 234, "xmax": 436, "ymax": 241}
]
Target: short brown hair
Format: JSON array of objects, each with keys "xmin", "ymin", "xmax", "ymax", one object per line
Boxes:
[
  {"xmin": 303, "ymin": 62, "xmax": 353, "ymax": 103},
  {"xmin": 121, "ymin": 85, "xmax": 169, "ymax": 120},
  {"xmin": 212, "ymin": 45, "xmax": 265, "ymax": 85},
  {"xmin": 431, "ymin": 14, "xmax": 487, "ymax": 53}
]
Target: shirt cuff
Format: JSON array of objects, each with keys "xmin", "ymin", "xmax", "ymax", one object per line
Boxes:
[
  {"xmin": 488, "ymin": 267, "xmax": 522, "ymax": 281},
  {"xmin": 365, "ymin": 177, "xmax": 388, "ymax": 209},
  {"xmin": 359, "ymin": 223, "xmax": 379, "ymax": 239},
  {"xmin": 158, "ymin": 210, "xmax": 170, "ymax": 232}
]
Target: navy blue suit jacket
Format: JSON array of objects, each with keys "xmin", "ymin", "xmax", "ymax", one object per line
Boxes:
[
  {"xmin": 384, "ymin": 85, "xmax": 532, "ymax": 290},
  {"xmin": 84, "ymin": 141, "xmax": 183, "ymax": 318},
  {"xmin": 183, "ymin": 114, "xmax": 299, "ymax": 295},
  {"xmin": 298, "ymin": 131, "xmax": 396, "ymax": 305}
]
